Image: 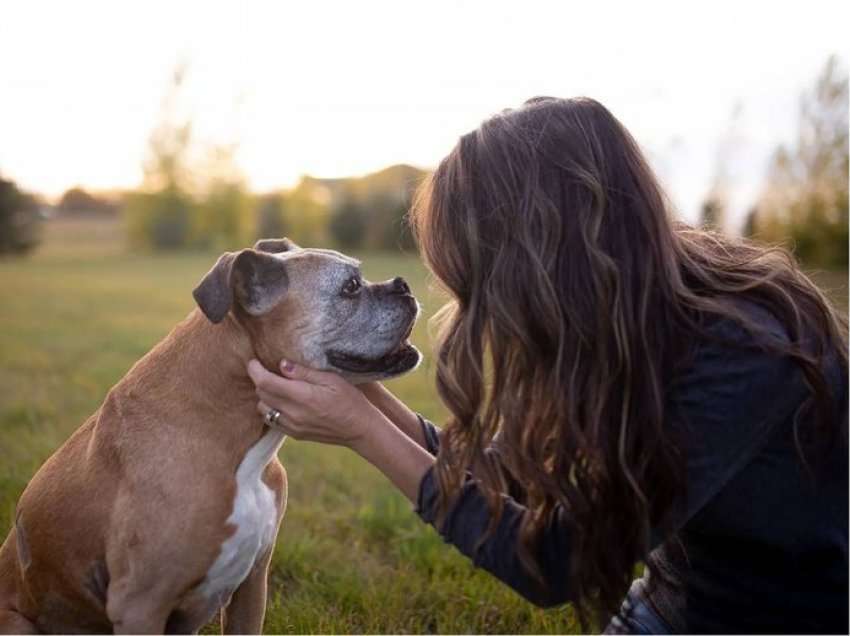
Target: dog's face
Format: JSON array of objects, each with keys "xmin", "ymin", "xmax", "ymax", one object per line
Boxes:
[{"xmin": 192, "ymin": 238, "xmax": 421, "ymax": 383}]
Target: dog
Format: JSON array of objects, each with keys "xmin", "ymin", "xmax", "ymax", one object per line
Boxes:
[{"xmin": 0, "ymin": 238, "xmax": 421, "ymax": 634}]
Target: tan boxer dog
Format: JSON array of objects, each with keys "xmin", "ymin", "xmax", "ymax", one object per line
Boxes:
[{"xmin": 0, "ymin": 238, "xmax": 421, "ymax": 634}]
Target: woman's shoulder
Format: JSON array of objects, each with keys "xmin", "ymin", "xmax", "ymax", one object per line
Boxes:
[
  {"xmin": 664, "ymin": 294, "xmax": 847, "ymax": 529},
  {"xmin": 692, "ymin": 295, "xmax": 845, "ymax": 392},
  {"xmin": 671, "ymin": 294, "xmax": 848, "ymax": 436},
  {"xmin": 670, "ymin": 297, "xmax": 814, "ymax": 423},
  {"xmin": 699, "ymin": 296, "xmax": 792, "ymax": 347}
]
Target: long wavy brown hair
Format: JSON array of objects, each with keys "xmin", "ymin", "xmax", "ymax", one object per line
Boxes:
[{"xmin": 411, "ymin": 97, "xmax": 848, "ymax": 626}]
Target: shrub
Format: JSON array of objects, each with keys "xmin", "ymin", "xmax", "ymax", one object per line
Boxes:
[
  {"xmin": 256, "ymin": 193, "xmax": 288, "ymax": 240},
  {"xmin": 0, "ymin": 176, "xmax": 42, "ymax": 255},
  {"xmin": 193, "ymin": 181, "xmax": 251, "ymax": 249},
  {"xmin": 124, "ymin": 186, "xmax": 193, "ymax": 250},
  {"xmin": 329, "ymin": 198, "xmax": 368, "ymax": 249}
]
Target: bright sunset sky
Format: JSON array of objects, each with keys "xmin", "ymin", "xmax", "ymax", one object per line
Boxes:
[{"xmin": 1, "ymin": 0, "xmax": 847, "ymax": 229}]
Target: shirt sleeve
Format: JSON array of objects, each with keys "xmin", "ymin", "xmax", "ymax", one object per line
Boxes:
[
  {"xmin": 417, "ymin": 413, "xmax": 442, "ymax": 455},
  {"xmin": 416, "ymin": 464, "xmax": 573, "ymax": 607}
]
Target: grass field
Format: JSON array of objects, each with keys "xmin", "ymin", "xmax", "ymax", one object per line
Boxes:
[
  {"xmin": 0, "ymin": 218, "xmax": 578, "ymax": 634},
  {"xmin": 2, "ymin": 219, "xmax": 847, "ymax": 634}
]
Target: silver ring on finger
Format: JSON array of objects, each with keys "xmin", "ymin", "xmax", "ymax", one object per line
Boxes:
[{"xmin": 264, "ymin": 408, "xmax": 282, "ymax": 427}]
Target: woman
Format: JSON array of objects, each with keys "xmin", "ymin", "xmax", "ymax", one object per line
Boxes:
[{"xmin": 247, "ymin": 97, "xmax": 848, "ymax": 633}]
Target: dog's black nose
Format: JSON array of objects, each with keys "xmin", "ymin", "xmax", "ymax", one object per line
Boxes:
[{"xmin": 392, "ymin": 277, "xmax": 411, "ymax": 295}]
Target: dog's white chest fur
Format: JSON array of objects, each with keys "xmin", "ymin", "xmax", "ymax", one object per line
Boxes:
[{"xmin": 200, "ymin": 428, "xmax": 285, "ymax": 604}]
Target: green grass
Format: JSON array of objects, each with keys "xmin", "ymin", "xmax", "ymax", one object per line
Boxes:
[
  {"xmin": 3, "ymin": 219, "xmax": 847, "ymax": 634},
  {"xmin": 0, "ymin": 218, "xmax": 578, "ymax": 634}
]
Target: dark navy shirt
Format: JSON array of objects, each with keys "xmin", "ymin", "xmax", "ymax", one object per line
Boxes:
[{"xmin": 415, "ymin": 303, "xmax": 848, "ymax": 634}]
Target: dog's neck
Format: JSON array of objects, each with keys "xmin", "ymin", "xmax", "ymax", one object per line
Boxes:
[
  {"xmin": 113, "ymin": 309, "xmax": 270, "ymax": 437},
  {"xmin": 186, "ymin": 310, "xmax": 260, "ymax": 410}
]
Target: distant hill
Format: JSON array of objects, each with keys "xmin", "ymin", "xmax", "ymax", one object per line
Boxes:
[
  {"xmin": 55, "ymin": 187, "xmax": 123, "ymax": 217},
  {"xmin": 295, "ymin": 163, "xmax": 429, "ymax": 208},
  {"xmin": 285, "ymin": 164, "xmax": 430, "ymax": 251}
]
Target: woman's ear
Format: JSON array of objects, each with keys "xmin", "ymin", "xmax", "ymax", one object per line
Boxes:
[{"xmin": 192, "ymin": 249, "xmax": 290, "ymax": 323}]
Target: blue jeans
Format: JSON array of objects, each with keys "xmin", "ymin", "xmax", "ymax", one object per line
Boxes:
[{"xmin": 603, "ymin": 579, "xmax": 672, "ymax": 635}]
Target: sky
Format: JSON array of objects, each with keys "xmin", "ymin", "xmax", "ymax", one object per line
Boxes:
[{"xmin": 1, "ymin": 0, "xmax": 848, "ymax": 229}]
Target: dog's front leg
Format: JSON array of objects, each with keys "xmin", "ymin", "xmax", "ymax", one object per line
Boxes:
[
  {"xmin": 108, "ymin": 598, "xmax": 171, "ymax": 635},
  {"xmin": 220, "ymin": 550, "xmax": 273, "ymax": 635},
  {"xmin": 0, "ymin": 609, "xmax": 38, "ymax": 635},
  {"xmin": 106, "ymin": 573, "xmax": 173, "ymax": 634}
]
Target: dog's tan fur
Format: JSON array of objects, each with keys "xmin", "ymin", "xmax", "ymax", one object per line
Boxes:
[
  {"xmin": 0, "ymin": 299, "xmax": 291, "ymax": 633},
  {"xmin": 0, "ymin": 239, "xmax": 419, "ymax": 634}
]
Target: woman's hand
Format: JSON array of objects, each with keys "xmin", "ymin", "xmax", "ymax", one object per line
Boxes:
[
  {"xmin": 246, "ymin": 358, "xmax": 380, "ymax": 451},
  {"xmin": 246, "ymin": 358, "xmax": 436, "ymax": 502}
]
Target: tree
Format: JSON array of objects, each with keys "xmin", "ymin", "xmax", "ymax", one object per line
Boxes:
[
  {"xmin": 57, "ymin": 187, "xmax": 118, "ymax": 215},
  {"xmin": 192, "ymin": 143, "xmax": 251, "ymax": 249},
  {"xmin": 699, "ymin": 191, "xmax": 727, "ymax": 230},
  {"xmin": 329, "ymin": 195, "xmax": 367, "ymax": 249},
  {"xmin": 741, "ymin": 206, "xmax": 759, "ymax": 238},
  {"xmin": 194, "ymin": 181, "xmax": 250, "ymax": 249},
  {"xmin": 58, "ymin": 187, "xmax": 98, "ymax": 212},
  {"xmin": 700, "ymin": 102, "xmax": 743, "ymax": 233},
  {"xmin": 751, "ymin": 56, "xmax": 848, "ymax": 268},
  {"xmin": 365, "ymin": 191, "xmax": 414, "ymax": 250},
  {"xmin": 141, "ymin": 64, "xmax": 194, "ymax": 193},
  {"xmin": 125, "ymin": 186, "xmax": 193, "ymax": 250},
  {"xmin": 255, "ymin": 193, "xmax": 288, "ymax": 240},
  {"xmin": 0, "ymin": 175, "xmax": 42, "ymax": 255},
  {"xmin": 125, "ymin": 64, "xmax": 195, "ymax": 249},
  {"xmin": 285, "ymin": 178, "xmax": 331, "ymax": 247}
]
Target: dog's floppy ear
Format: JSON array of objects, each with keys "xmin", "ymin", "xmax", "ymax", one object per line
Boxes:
[
  {"xmin": 192, "ymin": 249, "xmax": 290, "ymax": 324},
  {"xmin": 253, "ymin": 237, "xmax": 299, "ymax": 254}
]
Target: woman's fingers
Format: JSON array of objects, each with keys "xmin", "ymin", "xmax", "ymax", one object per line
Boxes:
[
  {"xmin": 278, "ymin": 358, "xmax": 340, "ymax": 386},
  {"xmin": 257, "ymin": 400, "xmax": 277, "ymax": 418},
  {"xmin": 247, "ymin": 359, "xmax": 286, "ymax": 393},
  {"xmin": 257, "ymin": 400, "xmax": 343, "ymax": 444},
  {"xmin": 257, "ymin": 399, "xmax": 302, "ymax": 436},
  {"xmin": 246, "ymin": 357, "xmax": 378, "ymax": 449},
  {"xmin": 247, "ymin": 359, "xmax": 314, "ymax": 404},
  {"xmin": 256, "ymin": 388, "xmax": 296, "ymax": 414}
]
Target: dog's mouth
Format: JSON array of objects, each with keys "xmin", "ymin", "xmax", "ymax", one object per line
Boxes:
[{"xmin": 325, "ymin": 322, "xmax": 420, "ymax": 376}]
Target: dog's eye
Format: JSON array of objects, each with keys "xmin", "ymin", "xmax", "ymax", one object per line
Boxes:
[{"xmin": 341, "ymin": 276, "xmax": 362, "ymax": 296}]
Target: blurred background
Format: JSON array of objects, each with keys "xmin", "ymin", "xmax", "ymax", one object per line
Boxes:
[
  {"xmin": 0, "ymin": 1, "xmax": 847, "ymax": 633},
  {"xmin": 1, "ymin": 1, "xmax": 848, "ymax": 267}
]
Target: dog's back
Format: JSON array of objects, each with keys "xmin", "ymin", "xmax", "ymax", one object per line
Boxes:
[
  {"xmin": 0, "ymin": 410, "xmax": 117, "ymax": 633},
  {"xmin": 0, "ymin": 310, "xmax": 286, "ymax": 633}
]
